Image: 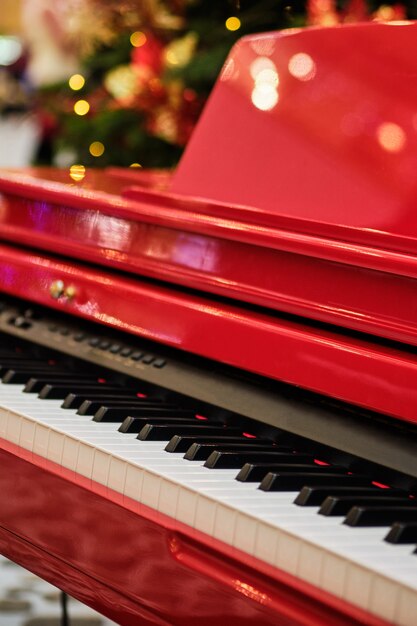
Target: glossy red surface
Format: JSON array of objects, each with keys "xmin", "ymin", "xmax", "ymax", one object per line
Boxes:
[
  {"xmin": 0, "ymin": 440, "xmax": 391, "ymax": 626},
  {"xmin": 174, "ymin": 22, "xmax": 417, "ymax": 242},
  {"xmin": 1, "ymin": 242, "xmax": 417, "ymax": 424}
]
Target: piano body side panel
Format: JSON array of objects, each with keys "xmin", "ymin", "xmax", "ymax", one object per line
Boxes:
[
  {"xmin": 0, "ymin": 243, "xmax": 417, "ymax": 424},
  {"xmin": 0, "ymin": 441, "xmax": 392, "ymax": 626}
]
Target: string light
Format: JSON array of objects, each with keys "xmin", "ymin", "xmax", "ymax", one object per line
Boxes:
[
  {"xmin": 69, "ymin": 164, "xmax": 86, "ymax": 181},
  {"xmin": 74, "ymin": 100, "xmax": 90, "ymax": 116},
  {"xmin": 130, "ymin": 31, "xmax": 147, "ymax": 47},
  {"xmin": 89, "ymin": 141, "xmax": 105, "ymax": 157},
  {"xmin": 69, "ymin": 74, "xmax": 85, "ymax": 91},
  {"xmin": 225, "ymin": 16, "xmax": 241, "ymax": 31}
]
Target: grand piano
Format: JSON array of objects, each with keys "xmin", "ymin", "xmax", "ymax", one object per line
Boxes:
[{"xmin": 0, "ymin": 20, "xmax": 416, "ymax": 626}]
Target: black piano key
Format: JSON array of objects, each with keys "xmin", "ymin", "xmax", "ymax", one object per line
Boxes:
[
  {"xmin": 24, "ymin": 376, "xmax": 97, "ymax": 393},
  {"xmin": 62, "ymin": 392, "xmax": 137, "ymax": 409},
  {"xmin": 236, "ymin": 459, "xmax": 333, "ymax": 482},
  {"xmin": 319, "ymin": 496, "xmax": 412, "ymax": 517},
  {"xmin": 39, "ymin": 384, "xmax": 121, "ymax": 400},
  {"xmin": 118, "ymin": 416, "xmax": 199, "ymax": 433},
  {"xmin": 184, "ymin": 442, "xmax": 283, "ymax": 462},
  {"xmin": 78, "ymin": 398, "xmax": 167, "ymax": 416},
  {"xmin": 0, "ymin": 360, "xmax": 57, "ymax": 373},
  {"xmin": 385, "ymin": 522, "xmax": 417, "ymax": 544},
  {"xmin": 204, "ymin": 450, "xmax": 319, "ymax": 470},
  {"xmin": 164, "ymin": 435, "xmax": 271, "ymax": 454},
  {"xmin": 344, "ymin": 506, "xmax": 417, "ymax": 527},
  {"xmin": 137, "ymin": 424, "xmax": 240, "ymax": 441},
  {"xmin": 2, "ymin": 369, "xmax": 65, "ymax": 384},
  {"xmin": 260, "ymin": 473, "xmax": 371, "ymax": 492},
  {"xmin": 294, "ymin": 486, "xmax": 403, "ymax": 507},
  {"xmin": 93, "ymin": 406, "xmax": 195, "ymax": 422}
]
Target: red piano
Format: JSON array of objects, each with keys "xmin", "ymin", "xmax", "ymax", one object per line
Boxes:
[{"xmin": 0, "ymin": 21, "xmax": 416, "ymax": 626}]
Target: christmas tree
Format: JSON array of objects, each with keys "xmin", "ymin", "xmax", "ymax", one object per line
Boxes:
[{"xmin": 32, "ymin": 0, "xmax": 414, "ymax": 169}]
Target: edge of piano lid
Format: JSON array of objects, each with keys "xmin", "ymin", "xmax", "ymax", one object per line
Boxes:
[{"xmin": 1, "ymin": 21, "xmax": 417, "ymax": 427}]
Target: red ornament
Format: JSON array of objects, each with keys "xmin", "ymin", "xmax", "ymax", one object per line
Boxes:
[{"xmin": 131, "ymin": 33, "xmax": 164, "ymax": 76}]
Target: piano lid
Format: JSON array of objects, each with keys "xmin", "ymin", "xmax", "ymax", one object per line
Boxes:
[{"xmin": 171, "ymin": 21, "xmax": 417, "ymax": 253}]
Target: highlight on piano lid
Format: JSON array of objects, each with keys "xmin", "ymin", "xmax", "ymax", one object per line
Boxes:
[{"xmin": 1, "ymin": 2, "xmax": 417, "ymax": 626}]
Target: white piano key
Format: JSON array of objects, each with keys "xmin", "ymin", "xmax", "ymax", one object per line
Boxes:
[
  {"xmin": 194, "ymin": 494, "xmax": 217, "ymax": 536},
  {"xmin": 213, "ymin": 503, "xmax": 237, "ymax": 545},
  {"xmin": 297, "ymin": 542, "xmax": 324, "ymax": 588},
  {"xmin": 32, "ymin": 423, "xmax": 50, "ymax": 459},
  {"xmin": 343, "ymin": 562, "xmax": 373, "ymax": 612},
  {"xmin": 319, "ymin": 551, "xmax": 347, "ymax": 597},
  {"xmin": 92, "ymin": 448, "xmax": 111, "ymax": 486},
  {"xmin": 175, "ymin": 487, "xmax": 197, "ymax": 527},
  {"xmin": 141, "ymin": 471, "xmax": 163, "ymax": 509},
  {"xmin": 107, "ymin": 456, "xmax": 127, "ymax": 494},
  {"xmin": 158, "ymin": 478, "xmax": 180, "ymax": 517},
  {"xmin": 254, "ymin": 520, "xmax": 279, "ymax": 566},
  {"xmin": 47, "ymin": 429, "xmax": 65, "ymax": 465},
  {"xmin": 123, "ymin": 464, "xmax": 144, "ymax": 502},
  {"xmin": 234, "ymin": 511, "xmax": 258, "ymax": 555},
  {"xmin": 369, "ymin": 576, "xmax": 401, "ymax": 623},
  {"xmin": 5, "ymin": 410, "xmax": 22, "ymax": 444},
  {"xmin": 61, "ymin": 435, "xmax": 80, "ymax": 472},
  {"xmin": 19, "ymin": 418, "xmax": 36, "ymax": 452},
  {"xmin": 76, "ymin": 441, "xmax": 95, "ymax": 479}
]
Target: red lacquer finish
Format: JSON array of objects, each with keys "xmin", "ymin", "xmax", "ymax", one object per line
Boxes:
[
  {"xmin": 174, "ymin": 22, "xmax": 417, "ymax": 237},
  {"xmin": 0, "ymin": 441, "xmax": 392, "ymax": 626},
  {"xmin": 1, "ymin": 242, "xmax": 417, "ymax": 424}
]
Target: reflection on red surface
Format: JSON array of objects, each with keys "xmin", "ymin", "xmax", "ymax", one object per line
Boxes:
[{"xmin": 174, "ymin": 22, "xmax": 417, "ymax": 239}]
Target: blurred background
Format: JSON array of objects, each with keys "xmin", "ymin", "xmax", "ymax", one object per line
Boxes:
[{"xmin": 0, "ymin": 0, "xmax": 415, "ymax": 170}]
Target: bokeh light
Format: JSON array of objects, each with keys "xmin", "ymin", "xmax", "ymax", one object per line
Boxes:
[
  {"xmin": 74, "ymin": 100, "xmax": 90, "ymax": 116},
  {"xmin": 69, "ymin": 164, "xmax": 86, "ymax": 181},
  {"xmin": 130, "ymin": 31, "xmax": 147, "ymax": 47},
  {"xmin": 89, "ymin": 141, "xmax": 105, "ymax": 157},
  {"xmin": 69, "ymin": 74, "xmax": 85, "ymax": 91},
  {"xmin": 225, "ymin": 17, "xmax": 241, "ymax": 31}
]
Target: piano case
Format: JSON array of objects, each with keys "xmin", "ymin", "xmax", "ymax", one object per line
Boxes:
[{"xmin": 0, "ymin": 21, "xmax": 416, "ymax": 626}]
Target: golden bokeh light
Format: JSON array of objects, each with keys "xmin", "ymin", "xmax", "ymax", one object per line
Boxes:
[
  {"xmin": 130, "ymin": 31, "xmax": 147, "ymax": 47},
  {"xmin": 69, "ymin": 164, "xmax": 86, "ymax": 182},
  {"xmin": 69, "ymin": 74, "xmax": 85, "ymax": 91},
  {"xmin": 225, "ymin": 16, "xmax": 241, "ymax": 31},
  {"xmin": 377, "ymin": 122, "xmax": 406, "ymax": 152},
  {"xmin": 89, "ymin": 141, "xmax": 105, "ymax": 157},
  {"xmin": 74, "ymin": 100, "xmax": 90, "ymax": 116},
  {"xmin": 130, "ymin": 163, "xmax": 142, "ymax": 168}
]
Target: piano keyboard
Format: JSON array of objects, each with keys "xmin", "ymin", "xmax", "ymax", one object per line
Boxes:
[{"xmin": 0, "ymin": 339, "xmax": 417, "ymax": 626}]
